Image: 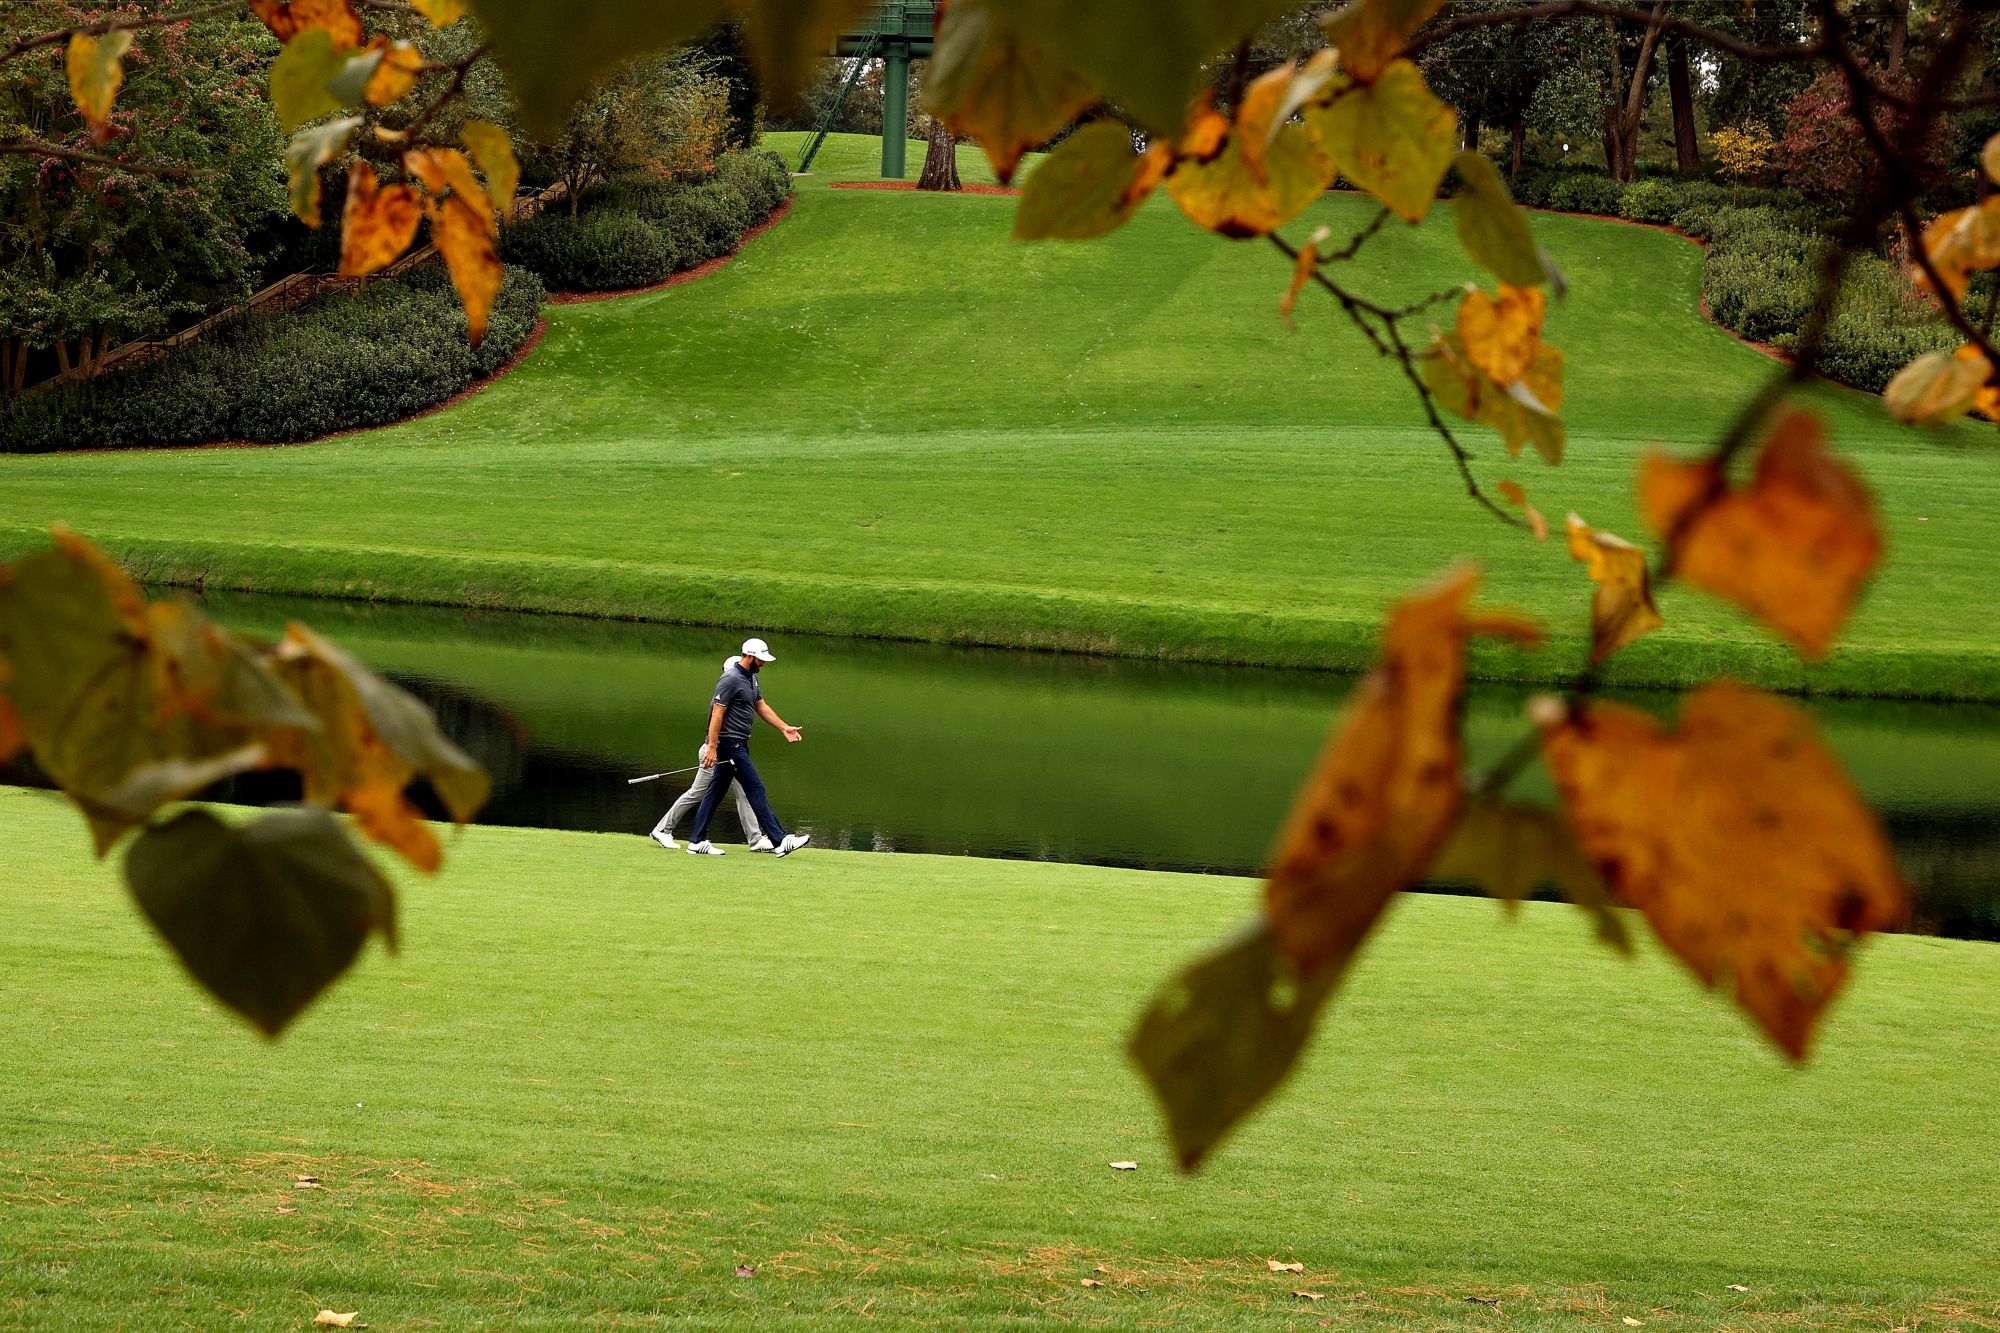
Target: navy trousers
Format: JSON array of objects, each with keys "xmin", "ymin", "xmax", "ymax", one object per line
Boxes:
[{"xmin": 688, "ymin": 740, "xmax": 787, "ymax": 844}]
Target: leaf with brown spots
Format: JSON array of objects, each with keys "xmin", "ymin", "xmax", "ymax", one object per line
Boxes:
[
  {"xmin": 1640, "ymin": 408, "xmax": 1880, "ymax": 660},
  {"xmin": 250, "ymin": 0, "xmax": 364, "ymax": 47},
  {"xmin": 1457, "ymin": 284, "xmax": 1545, "ymax": 386},
  {"xmin": 1166, "ymin": 92, "xmax": 1336, "ymax": 238},
  {"xmin": 1265, "ymin": 565, "xmax": 1540, "ymax": 973},
  {"xmin": 1420, "ymin": 332, "xmax": 1566, "ymax": 464},
  {"xmin": 361, "ymin": 37, "xmax": 424, "ymax": 107},
  {"xmin": 338, "ymin": 162, "xmax": 421, "ymax": 278},
  {"xmin": 1565, "ymin": 513, "xmax": 1663, "ymax": 665},
  {"xmin": 1304, "ymin": 59, "xmax": 1454, "ymax": 223},
  {"xmin": 1538, "ymin": 682, "xmax": 1907, "ymax": 1057}
]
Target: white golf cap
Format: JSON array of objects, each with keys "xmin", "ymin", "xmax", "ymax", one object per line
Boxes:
[{"xmin": 742, "ymin": 637, "xmax": 776, "ymax": 662}]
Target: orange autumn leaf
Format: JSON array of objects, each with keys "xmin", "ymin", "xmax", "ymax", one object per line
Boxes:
[
  {"xmin": 1914, "ymin": 198, "xmax": 2000, "ymax": 300},
  {"xmin": 404, "ymin": 148, "xmax": 493, "ymax": 230},
  {"xmin": 362, "ymin": 36, "xmax": 424, "ymax": 106},
  {"xmin": 1320, "ymin": 0, "xmax": 1450, "ymax": 85},
  {"xmin": 1280, "ymin": 226, "xmax": 1327, "ymax": 327},
  {"xmin": 1565, "ymin": 513, "xmax": 1663, "ymax": 664},
  {"xmin": 1640, "ymin": 408, "xmax": 1881, "ymax": 660},
  {"xmin": 1883, "ymin": 346, "xmax": 1989, "ymax": 425},
  {"xmin": 339, "ymin": 161, "xmax": 421, "ymax": 277},
  {"xmin": 1166, "ymin": 92, "xmax": 1336, "ymax": 239},
  {"xmin": 249, "ymin": 0, "xmax": 364, "ymax": 47},
  {"xmin": 1538, "ymin": 682, "xmax": 1907, "ymax": 1058},
  {"xmin": 0, "ymin": 691, "xmax": 20, "ymax": 764},
  {"xmin": 346, "ymin": 779, "xmax": 442, "ymax": 873},
  {"xmin": 426, "ymin": 194, "xmax": 502, "ymax": 345},
  {"xmin": 1264, "ymin": 566, "xmax": 1540, "ymax": 975},
  {"xmin": 1496, "ymin": 479, "xmax": 1547, "ymax": 540},
  {"xmin": 1457, "ymin": 284, "xmax": 1546, "ymax": 386}
]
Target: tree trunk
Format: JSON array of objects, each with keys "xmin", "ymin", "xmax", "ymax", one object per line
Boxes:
[
  {"xmin": 1510, "ymin": 117, "xmax": 1526, "ymax": 175},
  {"xmin": 54, "ymin": 340, "xmax": 71, "ymax": 376},
  {"xmin": 916, "ymin": 117, "xmax": 962, "ymax": 191},
  {"xmin": 1888, "ymin": 0, "xmax": 1909, "ymax": 73},
  {"xmin": 1667, "ymin": 32, "xmax": 1700, "ymax": 174},
  {"xmin": 1461, "ymin": 111, "xmax": 1482, "ymax": 152},
  {"xmin": 1602, "ymin": 4, "xmax": 1666, "ymax": 182}
]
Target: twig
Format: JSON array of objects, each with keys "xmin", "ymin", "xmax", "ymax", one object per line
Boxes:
[
  {"xmin": 1323, "ymin": 206, "xmax": 1391, "ymax": 263},
  {"xmin": 0, "ymin": 138, "xmax": 198, "ymax": 178},
  {"xmin": 1404, "ymin": 0, "xmax": 1827, "ymax": 63},
  {"xmin": 1, "ymin": 3, "xmax": 238, "ymax": 63},
  {"xmin": 400, "ymin": 40, "xmax": 491, "ymax": 140}
]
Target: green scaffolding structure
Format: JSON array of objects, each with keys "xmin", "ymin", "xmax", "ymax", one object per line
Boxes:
[{"xmin": 793, "ymin": 1, "xmax": 936, "ymax": 179}]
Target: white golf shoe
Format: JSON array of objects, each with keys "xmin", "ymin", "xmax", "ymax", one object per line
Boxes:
[
  {"xmin": 748, "ymin": 835, "xmax": 776, "ymax": 853},
  {"xmin": 685, "ymin": 840, "xmax": 725, "ymax": 856},
  {"xmin": 773, "ymin": 833, "xmax": 811, "ymax": 858},
  {"xmin": 651, "ymin": 830, "xmax": 679, "ymax": 850}
]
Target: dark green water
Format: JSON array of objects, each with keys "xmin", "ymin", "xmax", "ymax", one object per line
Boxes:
[{"xmin": 59, "ymin": 593, "xmax": 2000, "ymax": 938}]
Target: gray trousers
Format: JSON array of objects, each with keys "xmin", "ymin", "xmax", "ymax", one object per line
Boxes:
[{"xmin": 652, "ymin": 743, "xmax": 765, "ymax": 843}]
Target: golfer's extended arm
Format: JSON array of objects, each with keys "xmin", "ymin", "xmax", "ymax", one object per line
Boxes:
[{"xmin": 756, "ymin": 699, "xmax": 792, "ymax": 731}]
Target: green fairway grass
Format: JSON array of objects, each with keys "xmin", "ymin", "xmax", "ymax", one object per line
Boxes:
[
  {"xmin": 4, "ymin": 134, "xmax": 1999, "ymax": 696},
  {"xmin": 1, "ymin": 787, "xmax": 1995, "ymax": 1330}
]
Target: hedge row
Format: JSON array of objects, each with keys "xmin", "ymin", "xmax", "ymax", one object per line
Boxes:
[
  {"xmin": 0, "ymin": 264, "xmax": 544, "ymax": 454},
  {"xmin": 1502, "ymin": 161, "xmax": 1956, "ymax": 394},
  {"xmin": 501, "ymin": 149, "xmax": 792, "ymax": 293}
]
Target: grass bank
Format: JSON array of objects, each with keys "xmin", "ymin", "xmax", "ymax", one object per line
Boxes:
[
  {"xmin": 1, "ymin": 788, "xmax": 1996, "ymax": 1329},
  {"xmin": 4, "ymin": 135, "xmax": 1999, "ymax": 697}
]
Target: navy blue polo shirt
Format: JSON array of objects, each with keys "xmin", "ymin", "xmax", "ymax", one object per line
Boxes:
[{"xmin": 713, "ymin": 661, "xmax": 762, "ymax": 744}]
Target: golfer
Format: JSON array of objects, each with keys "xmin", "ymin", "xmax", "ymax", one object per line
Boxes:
[
  {"xmin": 650, "ymin": 656, "xmax": 774, "ymax": 852},
  {"xmin": 683, "ymin": 637, "xmax": 810, "ymax": 859}
]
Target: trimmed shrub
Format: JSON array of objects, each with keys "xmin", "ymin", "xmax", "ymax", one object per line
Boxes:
[
  {"xmin": 714, "ymin": 149, "xmax": 792, "ymax": 220},
  {"xmin": 1543, "ymin": 171, "xmax": 1625, "ymax": 216},
  {"xmin": 0, "ymin": 264, "xmax": 543, "ymax": 453},
  {"xmin": 1617, "ymin": 178, "xmax": 1683, "ymax": 225},
  {"xmin": 500, "ymin": 209, "xmax": 679, "ymax": 292}
]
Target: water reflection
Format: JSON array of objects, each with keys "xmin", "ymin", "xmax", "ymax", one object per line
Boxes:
[{"xmin": 15, "ymin": 591, "xmax": 2000, "ymax": 940}]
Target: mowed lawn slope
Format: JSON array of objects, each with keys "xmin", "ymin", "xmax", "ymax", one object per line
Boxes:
[
  {"xmin": 1, "ymin": 788, "xmax": 1996, "ymax": 1330},
  {"xmin": 4, "ymin": 135, "xmax": 1999, "ymax": 695}
]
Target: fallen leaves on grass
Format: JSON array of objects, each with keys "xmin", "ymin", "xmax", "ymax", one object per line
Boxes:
[
  {"xmin": 313, "ymin": 1313, "xmax": 363, "ymax": 1329},
  {"xmin": 1268, "ymin": 1258, "xmax": 1305, "ymax": 1273},
  {"xmin": 295, "ymin": 1175, "xmax": 323, "ymax": 1188},
  {"xmin": 1294, "ymin": 1289, "xmax": 1326, "ymax": 1301},
  {"xmin": 1108, "ymin": 1160, "xmax": 1138, "ymax": 1171},
  {"xmin": 1081, "ymin": 1278, "xmax": 1105, "ymax": 1288},
  {"xmin": 734, "ymin": 1264, "xmax": 757, "ymax": 1278}
]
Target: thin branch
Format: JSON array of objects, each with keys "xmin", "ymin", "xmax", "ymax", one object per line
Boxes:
[
  {"xmin": 401, "ymin": 40, "xmax": 491, "ymax": 140},
  {"xmin": 1322, "ymin": 206, "xmax": 1391, "ymax": 263},
  {"xmin": 0, "ymin": 138, "xmax": 198, "ymax": 178},
  {"xmin": 1404, "ymin": 0, "xmax": 1827, "ymax": 63},
  {"xmin": 1, "ymin": 2, "xmax": 238, "ymax": 63}
]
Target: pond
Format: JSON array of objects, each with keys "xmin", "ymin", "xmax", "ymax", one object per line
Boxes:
[{"xmin": 17, "ymin": 591, "xmax": 2000, "ymax": 941}]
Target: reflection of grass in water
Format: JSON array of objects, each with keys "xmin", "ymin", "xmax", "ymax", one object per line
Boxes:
[
  {"xmin": 8, "ymin": 133, "xmax": 2000, "ymax": 696},
  {"xmin": 3, "ymin": 786, "xmax": 1997, "ymax": 1329}
]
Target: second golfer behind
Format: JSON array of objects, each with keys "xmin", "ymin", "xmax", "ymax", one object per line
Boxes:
[{"xmin": 683, "ymin": 637, "xmax": 811, "ymax": 859}]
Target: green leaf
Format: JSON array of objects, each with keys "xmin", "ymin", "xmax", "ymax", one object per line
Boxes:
[
  {"xmin": 1450, "ymin": 150, "xmax": 1563, "ymax": 291},
  {"xmin": 1013, "ymin": 122, "xmax": 1157, "ymax": 241},
  {"xmin": 1305, "ymin": 59, "xmax": 1454, "ymax": 223},
  {"xmin": 148, "ymin": 600, "xmax": 318, "ymax": 731},
  {"xmin": 735, "ymin": 0, "xmax": 875, "ymax": 109},
  {"xmin": 271, "ymin": 28, "xmax": 346, "ymax": 132},
  {"xmin": 928, "ymin": 0, "xmax": 1101, "ymax": 185},
  {"xmin": 126, "ymin": 808, "xmax": 397, "ymax": 1038},
  {"xmin": 89, "ymin": 744, "xmax": 272, "ymax": 827},
  {"xmin": 285, "ymin": 115, "xmax": 361, "ymax": 226},
  {"xmin": 1129, "ymin": 919, "xmax": 1336, "ymax": 1170},
  {"xmin": 470, "ymin": 0, "xmax": 728, "ymax": 137},
  {"xmin": 1427, "ymin": 800, "xmax": 1632, "ymax": 952}
]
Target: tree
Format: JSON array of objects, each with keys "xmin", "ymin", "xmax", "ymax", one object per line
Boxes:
[
  {"xmin": 0, "ymin": 3, "xmax": 285, "ymax": 385},
  {"xmin": 916, "ymin": 113, "xmax": 960, "ymax": 190},
  {"xmin": 518, "ymin": 52, "xmax": 732, "ymax": 214},
  {"xmin": 1418, "ymin": 1, "xmax": 1581, "ymax": 173},
  {"xmin": 1600, "ymin": 3, "xmax": 1667, "ymax": 180},
  {"xmin": 1665, "ymin": 31, "xmax": 1701, "ymax": 171}
]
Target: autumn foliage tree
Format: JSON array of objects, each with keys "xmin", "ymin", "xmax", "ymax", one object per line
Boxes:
[{"xmin": 11, "ymin": 0, "xmax": 2000, "ymax": 1174}]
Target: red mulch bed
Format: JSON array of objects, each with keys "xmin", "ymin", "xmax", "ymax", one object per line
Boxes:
[
  {"xmin": 830, "ymin": 180, "xmax": 1021, "ymax": 197},
  {"xmin": 545, "ymin": 196, "xmax": 797, "ymax": 304}
]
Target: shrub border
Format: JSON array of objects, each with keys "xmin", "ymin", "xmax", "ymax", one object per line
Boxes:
[{"xmin": 544, "ymin": 195, "xmax": 796, "ymax": 305}]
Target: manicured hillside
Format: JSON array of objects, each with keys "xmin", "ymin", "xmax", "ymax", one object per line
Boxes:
[
  {"xmin": 3, "ymin": 135, "xmax": 1996, "ymax": 696},
  {"xmin": 2, "ymin": 788, "xmax": 1995, "ymax": 1329}
]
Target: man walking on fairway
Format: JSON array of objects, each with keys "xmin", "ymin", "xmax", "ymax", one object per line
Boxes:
[
  {"xmin": 684, "ymin": 638, "xmax": 810, "ymax": 859},
  {"xmin": 650, "ymin": 656, "xmax": 775, "ymax": 852}
]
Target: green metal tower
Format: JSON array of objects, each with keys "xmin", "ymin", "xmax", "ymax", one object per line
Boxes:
[{"xmin": 794, "ymin": 1, "xmax": 936, "ymax": 179}]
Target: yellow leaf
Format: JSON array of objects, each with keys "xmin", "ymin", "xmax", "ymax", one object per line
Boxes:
[
  {"xmin": 249, "ymin": 0, "xmax": 363, "ymax": 46},
  {"xmin": 338, "ymin": 161, "xmax": 422, "ymax": 277},
  {"xmin": 362, "ymin": 37, "xmax": 424, "ymax": 107},
  {"xmin": 1986, "ymin": 131, "xmax": 2000, "ymax": 186},
  {"xmin": 1640, "ymin": 408, "xmax": 1880, "ymax": 660},
  {"xmin": 347, "ymin": 779, "xmax": 442, "ymax": 873},
  {"xmin": 405, "ymin": 147, "xmax": 493, "ymax": 232},
  {"xmin": 1538, "ymin": 683, "xmax": 1907, "ymax": 1058},
  {"xmin": 1421, "ymin": 333, "xmax": 1566, "ymax": 464},
  {"xmin": 1456, "ymin": 284, "xmax": 1545, "ymax": 385},
  {"xmin": 1239, "ymin": 55, "xmax": 1339, "ymax": 183},
  {"xmin": 1451, "ymin": 150, "xmax": 1560, "ymax": 289},
  {"xmin": 1013, "ymin": 123, "xmax": 1167, "ymax": 241},
  {"xmin": 1320, "ymin": 0, "xmax": 1449, "ymax": 84},
  {"xmin": 1305, "ymin": 58, "xmax": 1454, "ymax": 222},
  {"xmin": 1565, "ymin": 513, "xmax": 1663, "ymax": 664},
  {"xmin": 270, "ymin": 28, "xmax": 380, "ymax": 133},
  {"xmin": 929, "ymin": 1, "xmax": 1100, "ymax": 184},
  {"xmin": 66, "ymin": 31, "xmax": 132, "ymax": 145},
  {"xmin": 1883, "ymin": 346, "xmax": 1990, "ymax": 425},
  {"xmin": 409, "ymin": 0, "xmax": 468, "ymax": 25},
  {"xmin": 313, "ymin": 1313, "xmax": 362, "ymax": 1329},
  {"xmin": 1495, "ymin": 478, "xmax": 1546, "ymax": 540},
  {"xmin": 1268, "ymin": 1259, "xmax": 1305, "ymax": 1273},
  {"xmin": 427, "ymin": 194, "xmax": 503, "ymax": 344},
  {"xmin": 284, "ymin": 116, "xmax": 361, "ymax": 227},
  {"xmin": 1280, "ymin": 227, "xmax": 1327, "ymax": 327},
  {"xmin": 459, "ymin": 120, "xmax": 521, "ymax": 223},
  {"xmin": 1166, "ymin": 117, "xmax": 1334, "ymax": 238},
  {"xmin": 1265, "ymin": 566, "xmax": 1540, "ymax": 973},
  {"xmin": 1915, "ymin": 199, "xmax": 2000, "ymax": 299}
]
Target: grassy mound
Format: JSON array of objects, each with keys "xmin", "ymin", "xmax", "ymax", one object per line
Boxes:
[
  {"xmin": 3, "ymin": 134, "xmax": 1997, "ymax": 697},
  {"xmin": 2, "ymin": 787, "xmax": 1995, "ymax": 1329}
]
